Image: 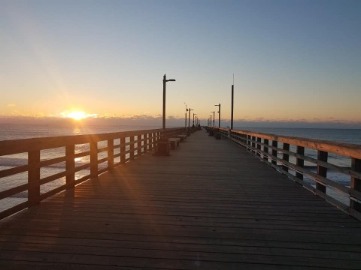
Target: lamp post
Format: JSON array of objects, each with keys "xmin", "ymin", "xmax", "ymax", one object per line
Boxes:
[
  {"xmin": 188, "ymin": 108, "xmax": 192, "ymax": 129},
  {"xmin": 193, "ymin": 113, "xmax": 197, "ymax": 127},
  {"xmin": 214, "ymin": 103, "xmax": 221, "ymax": 128},
  {"xmin": 211, "ymin": 111, "xmax": 215, "ymax": 127},
  {"xmin": 184, "ymin": 104, "xmax": 187, "ymax": 130},
  {"xmin": 162, "ymin": 74, "xmax": 176, "ymax": 129},
  {"xmin": 155, "ymin": 74, "xmax": 175, "ymax": 156},
  {"xmin": 231, "ymin": 84, "xmax": 234, "ymax": 130}
]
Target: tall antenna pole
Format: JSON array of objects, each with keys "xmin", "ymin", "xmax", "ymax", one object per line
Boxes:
[
  {"xmin": 231, "ymin": 74, "xmax": 234, "ymax": 130},
  {"xmin": 184, "ymin": 103, "xmax": 187, "ymax": 129}
]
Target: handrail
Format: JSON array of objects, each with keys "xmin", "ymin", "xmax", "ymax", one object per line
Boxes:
[
  {"xmin": 207, "ymin": 127, "xmax": 361, "ymax": 221},
  {"xmin": 0, "ymin": 127, "xmax": 185, "ymax": 220}
]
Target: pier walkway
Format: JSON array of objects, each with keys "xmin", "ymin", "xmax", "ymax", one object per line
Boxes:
[{"xmin": 1, "ymin": 130, "xmax": 361, "ymax": 269}]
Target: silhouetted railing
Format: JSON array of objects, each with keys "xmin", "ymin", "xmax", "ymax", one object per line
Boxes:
[
  {"xmin": 0, "ymin": 128, "xmax": 185, "ymax": 219},
  {"xmin": 209, "ymin": 127, "xmax": 361, "ymax": 220}
]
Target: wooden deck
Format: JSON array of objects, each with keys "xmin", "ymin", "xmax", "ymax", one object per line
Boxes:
[{"xmin": 1, "ymin": 130, "xmax": 361, "ymax": 269}]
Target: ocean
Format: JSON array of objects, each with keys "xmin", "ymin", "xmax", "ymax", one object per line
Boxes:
[
  {"xmin": 0, "ymin": 121, "xmax": 159, "ymax": 141},
  {"xmin": 1, "ymin": 122, "xmax": 360, "ymax": 144},
  {"xmin": 240, "ymin": 127, "xmax": 361, "ymax": 145},
  {"xmin": 1, "ymin": 121, "xmax": 360, "ymax": 212}
]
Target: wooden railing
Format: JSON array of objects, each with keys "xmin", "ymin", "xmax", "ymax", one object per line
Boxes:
[
  {"xmin": 0, "ymin": 127, "xmax": 185, "ymax": 220},
  {"xmin": 209, "ymin": 127, "xmax": 361, "ymax": 220}
]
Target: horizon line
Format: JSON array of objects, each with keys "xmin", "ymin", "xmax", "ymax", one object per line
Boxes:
[{"xmin": 0, "ymin": 115, "xmax": 360, "ymax": 127}]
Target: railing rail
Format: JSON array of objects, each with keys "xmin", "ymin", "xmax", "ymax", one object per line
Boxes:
[
  {"xmin": 207, "ymin": 127, "xmax": 361, "ymax": 220},
  {"xmin": 0, "ymin": 127, "xmax": 185, "ymax": 220}
]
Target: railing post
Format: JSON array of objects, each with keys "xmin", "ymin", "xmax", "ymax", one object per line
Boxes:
[
  {"xmin": 263, "ymin": 139, "xmax": 269, "ymax": 161},
  {"xmin": 317, "ymin": 151, "xmax": 328, "ymax": 193},
  {"xmin": 90, "ymin": 141, "xmax": 98, "ymax": 178},
  {"xmin": 296, "ymin": 146, "xmax": 305, "ymax": 182},
  {"xmin": 108, "ymin": 139, "xmax": 114, "ymax": 169},
  {"xmin": 272, "ymin": 140, "xmax": 278, "ymax": 165},
  {"xmin": 138, "ymin": 134, "xmax": 142, "ymax": 155},
  {"xmin": 351, "ymin": 158, "xmax": 361, "ymax": 213},
  {"xmin": 28, "ymin": 150, "xmax": 41, "ymax": 205},
  {"xmin": 249, "ymin": 136, "xmax": 254, "ymax": 153},
  {"xmin": 66, "ymin": 144, "xmax": 75, "ymax": 188},
  {"xmin": 148, "ymin": 133, "xmax": 151, "ymax": 152},
  {"xmin": 145, "ymin": 133, "xmax": 149, "ymax": 153},
  {"xmin": 256, "ymin": 137, "xmax": 261, "ymax": 157},
  {"xmin": 242, "ymin": 134, "xmax": 247, "ymax": 147},
  {"xmin": 135, "ymin": 135, "xmax": 139, "ymax": 157},
  {"xmin": 282, "ymin": 143, "xmax": 290, "ymax": 172},
  {"xmin": 130, "ymin": 135, "xmax": 135, "ymax": 160},
  {"xmin": 120, "ymin": 136, "xmax": 126, "ymax": 164},
  {"xmin": 149, "ymin": 133, "xmax": 153, "ymax": 151},
  {"xmin": 247, "ymin": 135, "xmax": 251, "ymax": 151},
  {"xmin": 154, "ymin": 131, "xmax": 158, "ymax": 149}
]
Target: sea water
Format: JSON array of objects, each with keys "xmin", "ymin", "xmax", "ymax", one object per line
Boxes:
[{"xmin": 241, "ymin": 127, "xmax": 361, "ymax": 145}]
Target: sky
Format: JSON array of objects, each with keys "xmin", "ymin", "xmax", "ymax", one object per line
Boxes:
[{"xmin": 1, "ymin": 0, "xmax": 360, "ymax": 128}]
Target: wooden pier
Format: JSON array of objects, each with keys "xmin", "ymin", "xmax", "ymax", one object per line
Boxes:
[{"xmin": 1, "ymin": 130, "xmax": 361, "ymax": 269}]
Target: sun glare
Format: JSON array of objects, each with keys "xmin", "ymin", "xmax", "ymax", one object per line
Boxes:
[
  {"xmin": 68, "ymin": 111, "xmax": 87, "ymax": 120},
  {"xmin": 61, "ymin": 110, "xmax": 96, "ymax": 121}
]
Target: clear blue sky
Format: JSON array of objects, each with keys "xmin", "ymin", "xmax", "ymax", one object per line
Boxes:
[{"xmin": 1, "ymin": 0, "xmax": 360, "ymax": 127}]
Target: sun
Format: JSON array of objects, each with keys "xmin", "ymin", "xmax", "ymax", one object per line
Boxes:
[
  {"xmin": 67, "ymin": 111, "xmax": 87, "ymax": 121},
  {"xmin": 61, "ymin": 110, "xmax": 89, "ymax": 121}
]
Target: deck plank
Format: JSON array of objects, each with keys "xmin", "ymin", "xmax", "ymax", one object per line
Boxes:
[{"xmin": 1, "ymin": 130, "xmax": 361, "ymax": 269}]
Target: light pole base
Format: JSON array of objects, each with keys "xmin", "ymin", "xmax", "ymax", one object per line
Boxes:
[{"xmin": 154, "ymin": 140, "xmax": 170, "ymax": 156}]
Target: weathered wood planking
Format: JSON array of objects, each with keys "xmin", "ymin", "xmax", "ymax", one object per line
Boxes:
[{"xmin": 0, "ymin": 130, "xmax": 361, "ymax": 269}]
